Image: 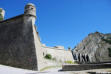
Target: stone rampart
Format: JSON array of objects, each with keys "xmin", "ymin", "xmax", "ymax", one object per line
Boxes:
[{"xmin": 0, "ymin": 14, "xmax": 38, "ymax": 70}]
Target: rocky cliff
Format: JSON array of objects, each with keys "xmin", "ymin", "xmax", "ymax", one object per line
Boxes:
[{"xmin": 73, "ymin": 32, "xmax": 111, "ymax": 63}]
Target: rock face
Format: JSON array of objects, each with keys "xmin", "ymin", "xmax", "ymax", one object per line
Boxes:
[{"xmin": 73, "ymin": 32, "xmax": 111, "ymax": 63}]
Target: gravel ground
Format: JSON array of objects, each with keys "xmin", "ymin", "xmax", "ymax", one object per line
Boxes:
[{"xmin": 0, "ymin": 65, "xmax": 111, "ymax": 74}]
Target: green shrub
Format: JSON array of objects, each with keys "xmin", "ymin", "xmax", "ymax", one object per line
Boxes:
[
  {"xmin": 44, "ymin": 54, "xmax": 52, "ymax": 59},
  {"xmin": 0, "ymin": 14, "xmax": 3, "ymax": 21}
]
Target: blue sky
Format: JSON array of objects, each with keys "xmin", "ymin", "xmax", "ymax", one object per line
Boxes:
[{"xmin": 0, "ymin": 0, "xmax": 111, "ymax": 49}]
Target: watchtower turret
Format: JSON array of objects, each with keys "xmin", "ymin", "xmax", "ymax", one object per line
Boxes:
[
  {"xmin": 0, "ymin": 8, "xmax": 5, "ymax": 21},
  {"xmin": 24, "ymin": 3, "xmax": 36, "ymax": 25},
  {"xmin": 24, "ymin": 3, "xmax": 36, "ymax": 18}
]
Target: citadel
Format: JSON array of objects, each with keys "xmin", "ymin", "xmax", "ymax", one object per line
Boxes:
[
  {"xmin": 0, "ymin": 3, "xmax": 73, "ymax": 70},
  {"xmin": 0, "ymin": 3, "xmax": 111, "ymax": 71}
]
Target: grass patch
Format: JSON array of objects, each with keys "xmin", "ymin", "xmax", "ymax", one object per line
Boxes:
[
  {"xmin": 40, "ymin": 65, "xmax": 61, "ymax": 71},
  {"xmin": 64, "ymin": 61, "xmax": 77, "ymax": 64}
]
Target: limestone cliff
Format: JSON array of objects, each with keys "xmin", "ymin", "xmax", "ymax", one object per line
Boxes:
[{"xmin": 73, "ymin": 32, "xmax": 111, "ymax": 63}]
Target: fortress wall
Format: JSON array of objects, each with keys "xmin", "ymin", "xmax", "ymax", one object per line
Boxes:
[
  {"xmin": 42, "ymin": 46, "xmax": 74, "ymax": 62},
  {"xmin": 32, "ymin": 24, "xmax": 44, "ymax": 70},
  {"xmin": 0, "ymin": 15, "xmax": 37, "ymax": 70},
  {"xmin": 35, "ymin": 46, "xmax": 74, "ymax": 70}
]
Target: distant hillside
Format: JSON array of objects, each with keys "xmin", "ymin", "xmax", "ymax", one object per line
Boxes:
[{"xmin": 72, "ymin": 32, "xmax": 111, "ymax": 63}]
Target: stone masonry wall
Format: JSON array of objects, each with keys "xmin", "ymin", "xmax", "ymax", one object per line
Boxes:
[
  {"xmin": 32, "ymin": 23, "xmax": 43, "ymax": 70},
  {"xmin": 42, "ymin": 46, "xmax": 74, "ymax": 62},
  {"xmin": 0, "ymin": 14, "xmax": 37, "ymax": 70},
  {"xmin": 36, "ymin": 45, "xmax": 74, "ymax": 70}
]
